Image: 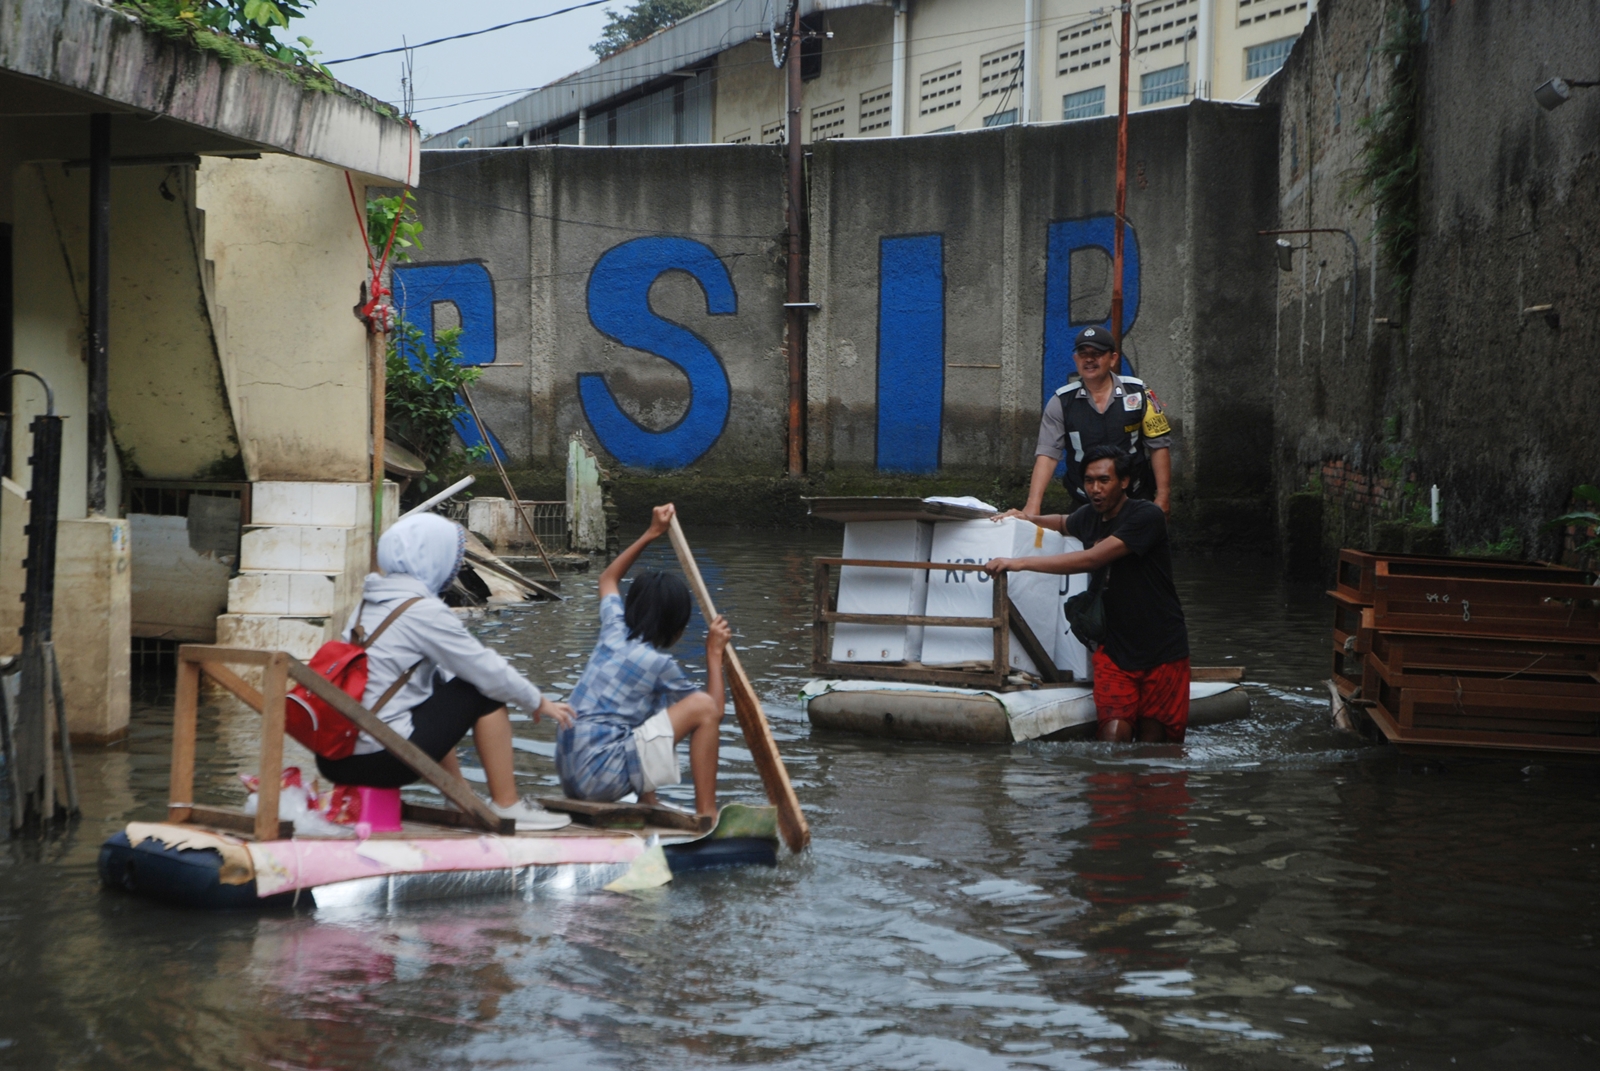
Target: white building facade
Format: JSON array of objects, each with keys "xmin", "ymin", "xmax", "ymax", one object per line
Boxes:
[{"xmin": 433, "ymin": 0, "xmax": 1312, "ymax": 150}]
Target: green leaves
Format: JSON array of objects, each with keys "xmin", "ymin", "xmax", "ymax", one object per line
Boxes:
[
  {"xmin": 1350, "ymin": 1, "xmax": 1422, "ymax": 309},
  {"xmin": 591, "ymin": 0, "xmax": 715, "ymax": 59},
  {"xmin": 1544, "ymin": 485, "xmax": 1600, "ymax": 556},
  {"xmin": 118, "ymin": 0, "xmax": 326, "ymax": 72},
  {"xmin": 366, "ymin": 194, "xmax": 423, "ymax": 263},
  {"xmin": 386, "ymin": 319, "xmax": 484, "ymax": 497}
]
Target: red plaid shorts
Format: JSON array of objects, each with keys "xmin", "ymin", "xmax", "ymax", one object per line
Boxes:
[{"xmin": 1091, "ymin": 648, "xmax": 1190, "ymax": 741}]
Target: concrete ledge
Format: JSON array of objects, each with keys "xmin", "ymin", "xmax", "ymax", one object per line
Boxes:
[{"xmin": 2, "ymin": 0, "xmax": 417, "ymax": 184}]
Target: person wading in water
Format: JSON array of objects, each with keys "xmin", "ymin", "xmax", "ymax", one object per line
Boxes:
[{"xmin": 989, "ymin": 445, "xmax": 1191, "ymax": 742}]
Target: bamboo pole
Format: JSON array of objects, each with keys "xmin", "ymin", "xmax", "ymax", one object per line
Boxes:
[
  {"xmin": 255, "ymin": 653, "xmax": 288, "ymax": 842},
  {"xmin": 460, "ymin": 384, "xmax": 558, "ymax": 581},
  {"xmin": 370, "ymin": 325, "xmax": 387, "ymax": 573},
  {"xmin": 666, "ymin": 516, "xmax": 810, "ymax": 853}
]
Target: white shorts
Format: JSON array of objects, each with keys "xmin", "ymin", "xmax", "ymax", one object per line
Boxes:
[{"xmin": 633, "ymin": 710, "xmax": 681, "ymax": 793}]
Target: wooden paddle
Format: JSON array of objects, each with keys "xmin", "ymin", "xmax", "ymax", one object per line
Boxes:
[{"xmin": 666, "ymin": 516, "xmax": 810, "ymax": 853}]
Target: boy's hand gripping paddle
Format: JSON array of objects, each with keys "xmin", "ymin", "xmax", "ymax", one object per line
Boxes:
[{"xmin": 667, "ymin": 516, "xmax": 810, "ymax": 853}]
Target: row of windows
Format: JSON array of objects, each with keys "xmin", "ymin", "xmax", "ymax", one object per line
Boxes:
[{"xmin": 730, "ymin": 30, "xmax": 1297, "ymax": 142}]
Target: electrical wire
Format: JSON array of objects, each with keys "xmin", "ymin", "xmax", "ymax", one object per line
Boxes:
[{"xmin": 323, "ymin": 0, "xmax": 614, "ymax": 65}]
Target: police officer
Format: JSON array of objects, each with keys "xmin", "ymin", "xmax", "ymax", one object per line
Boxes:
[{"xmin": 1021, "ymin": 325, "xmax": 1172, "ymax": 515}]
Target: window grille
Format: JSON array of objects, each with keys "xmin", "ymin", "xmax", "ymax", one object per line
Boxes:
[
  {"xmin": 124, "ymin": 480, "xmax": 251, "ymax": 524},
  {"xmin": 1140, "ymin": 63, "xmax": 1189, "ymax": 105},
  {"xmin": 919, "ymin": 64, "xmax": 962, "ymax": 116},
  {"xmin": 1063, "ymin": 86, "xmax": 1107, "ymax": 120},
  {"xmin": 1237, "ymin": 0, "xmax": 1308, "ymax": 27},
  {"xmin": 761, "ymin": 119, "xmax": 786, "ymax": 145},
  {"xmin": 859, "ymin": 86, "xmax": 893, "ymax": 133},
  {"xmin": 1135, "ymin": 0, "xmax": 1197, "ymax": 55},
  {"xmin": 723, "ymin": 129, "xmax": 753, "ymax": 144},
  {"xmin": 810, "ymin": 100, "xmax": 846, "ymax": 141},
  {"xmin": 980, "ymin": 44, "xmax": 1024, "ymax": 99},
  {"xmin": 1058, "ymin": 18, "xmax": 1111, "ymax": 75},
  {"xmin": 1246, "ymin": 35, "xmax": 1297, "ymax": 79}
]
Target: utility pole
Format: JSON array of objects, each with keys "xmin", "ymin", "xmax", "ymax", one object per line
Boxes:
[
  {"xmin": 1110, "ymin": 1, "xmax": 1132, "ymax": 357},
  {"xmin": 784, "ymin": 1, "xmax": 807, "ymax": 476},
  {"xmin": 86, "ymin": 114, "xmax": 110, "ymax": 515}
]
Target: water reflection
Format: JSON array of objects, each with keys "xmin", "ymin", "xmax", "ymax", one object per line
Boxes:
[{"xmin": 0, "ymin": 531, "xmax": 1596, "ymax": 1070}]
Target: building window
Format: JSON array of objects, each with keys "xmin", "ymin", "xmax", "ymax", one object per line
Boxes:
[
  {"xmin": 980, "ymin": 44, "xmax": 1024, "ymax": 99},
  {"xmin": 1140, "ymin": 63, "xmax": 1188, "ymax": 105},
  {"xmin": 984, "ymin": 108, "xmax": 1018, "ymax": 127},
  {"xmin": 761, "ymin": 119, "xmax": 786, "ymax": 145},
  {"xmin": 859, "ymin": 86, "xmax": 892, "ymax": 134},
  {"xmin": 1236, "ymin": 0, "xmax": 1308, "ymax": 28},
  {"xmin": 723, "ymin": 129, "xmax": 752, "ymax": 144},
  {"xmin": 1063, "ymin": 86, "xmax": 1106, "ymax": 120},
  {"xmin": 810, "ymin": 100, "xmax": 846, "ymax": 141},
  {"xmin": 1245, "ymin": 35, "xmax": 1297, "ymax": 79},
  {"xmin": 1058, "ymin": 17, "xmax": 1111, "ymax": 75},
  {"xmin": 919, "ymin": 64, "xmax": 962, "ymax": 116},
  {"xmin": 1135, "ymin": 0, "xmax": 1197, "ymax": 56}
]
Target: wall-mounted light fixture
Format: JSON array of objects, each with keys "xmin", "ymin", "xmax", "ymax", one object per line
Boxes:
[
  {"xmin": 1260, "ymin": 228, "xmax": 1362, "ymax": 340},
  {"xmin": 1534, "ymin": 76, "xmax": 1599, "ymax": 111}
]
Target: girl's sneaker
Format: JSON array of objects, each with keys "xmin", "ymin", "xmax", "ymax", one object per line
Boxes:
[{"xmin": 489, "ymin": 798, "xmax": 573, "ymax": 831}]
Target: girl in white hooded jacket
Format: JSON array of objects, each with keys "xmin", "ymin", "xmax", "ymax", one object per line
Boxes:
[{"xmin": 314, "ymin": 512, "xmax": 575, "ymax": 831}]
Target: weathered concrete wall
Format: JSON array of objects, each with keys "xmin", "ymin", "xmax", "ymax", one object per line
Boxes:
[
  {"xmin": 197, "ymin": 155, "xmax": 374, "ymax": 482},
  {"xmin": 403, "ymin": 144, "xmax": 789, "ymax": 473},
  {"xmin": 1263, "ymin": 0, "xmax": 1600, "ymax": 562},
  {"xmin": 410, "ymin": 103, "xmax": 1278, "ymax": 537}
]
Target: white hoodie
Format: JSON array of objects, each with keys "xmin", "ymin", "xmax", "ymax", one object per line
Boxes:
[{"xmin": 343, "ymin": 515, "xmax": 542, "ymax": 755}]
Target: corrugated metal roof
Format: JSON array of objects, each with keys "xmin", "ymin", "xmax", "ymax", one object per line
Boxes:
[{"xmin": 425, "ymin": 0, "xmax": 881, "ymax": 149}]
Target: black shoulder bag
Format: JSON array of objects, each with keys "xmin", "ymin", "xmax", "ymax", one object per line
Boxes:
[{"xmin": 1063, "ymin": 568, "xmax": 1108, "ymax": 648}]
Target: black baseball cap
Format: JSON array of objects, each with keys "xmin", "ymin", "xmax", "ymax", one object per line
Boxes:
[{"xmin": 1074, "ymin": 326, "xmax": 1114, "ymax": 353}]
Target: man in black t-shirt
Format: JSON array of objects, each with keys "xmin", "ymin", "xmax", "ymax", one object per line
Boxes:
[{"xmin": 986, "ymin": 445, "xmax": 1191, "ymax": 742}]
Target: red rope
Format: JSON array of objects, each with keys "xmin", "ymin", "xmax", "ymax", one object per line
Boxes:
[{"xmin": 345, "ymin": 122, "xmax": 418, "ymax": 332}]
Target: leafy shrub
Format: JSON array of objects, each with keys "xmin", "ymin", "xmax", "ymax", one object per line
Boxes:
[{"xmin": 386, "ymin": 319, "xmax": 487, "ymax": 501}]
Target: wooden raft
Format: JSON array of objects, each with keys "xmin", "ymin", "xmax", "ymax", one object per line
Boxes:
[
  {"xmin": 169, "ymin": 646, "xmax": 514, "ymax": 841},
  {"xmin": 1327, "ymin": 550, "xmax": 1600, "ymax": 757}
]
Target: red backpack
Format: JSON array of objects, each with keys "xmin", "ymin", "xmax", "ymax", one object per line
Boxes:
[{"xmin": 285, "ymin": 598, "xmax": 424, "ymax": 759}]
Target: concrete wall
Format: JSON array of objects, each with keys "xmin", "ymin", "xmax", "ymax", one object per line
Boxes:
[
  {"xmin": 402, "ymin": 144, "xmax": 789, "ymax": 473},
  {"xmin": 197, "ymin": 155, "xmax": 375, "ymax": 483},
  {"xmin": 1263, "ymin": 0, "xmax": 1600, "ymax": 561},
  {"xmin": 408, "ymin": 102, "xmax": 1279, "ymax": 535}
]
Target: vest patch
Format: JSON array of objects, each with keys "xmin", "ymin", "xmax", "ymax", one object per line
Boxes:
[{"xmin": 1122, "ymin": 393, "xmax": 1142, "ymax": 411}]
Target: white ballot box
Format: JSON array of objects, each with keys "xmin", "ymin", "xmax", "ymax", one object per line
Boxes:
[
  {"xmin": 1052, "ymin": 563, "xmax": 1092, "ymax": 681},
  {"xmin": 831, "ymin": 520, "xmax": 934, "ymax": 662},
  {"xmin": 922, "ymin": 518, "xmax": 1089, "ymax": 678}
]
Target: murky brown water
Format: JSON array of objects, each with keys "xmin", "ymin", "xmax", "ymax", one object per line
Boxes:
[{"xmin": 2, "ymin": 529, "xmax": 1597, "ymax": 1070}]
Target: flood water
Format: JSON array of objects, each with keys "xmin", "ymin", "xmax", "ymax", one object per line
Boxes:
[{"xmin": 1, "ymin": 528, "xmax": 1597, "ymax": 1070}]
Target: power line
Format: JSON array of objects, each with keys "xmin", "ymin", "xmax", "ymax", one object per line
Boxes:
[{"xmin": 323, "ymin": 0, "xmax": 614, "ymax": 65}]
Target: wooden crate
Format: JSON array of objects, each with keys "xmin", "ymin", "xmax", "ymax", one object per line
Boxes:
[
  {"xmin": 1371, "ymin": 566, "xmax": 1600, "ymax": 641},
  {"xmin": 1335, "ymin": 549, "xmax": 1589, "ymax": 605}
]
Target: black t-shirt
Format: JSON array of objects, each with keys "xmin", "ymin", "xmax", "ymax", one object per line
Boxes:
[{"xmin": 1066, "ymin": 498, "xmax": 1189, "ymax": 671}]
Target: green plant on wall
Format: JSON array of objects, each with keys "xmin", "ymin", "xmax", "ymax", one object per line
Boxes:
[
  {"xmin": 366, "ymin": 195, "xmax": 423, "ymax": 263},
  {"xmin": 386, "ymin": 319, "xmax": 488, "ymax": 499},
  {"xmin": 1350, "ymin": 0, "xmax": 1422, "ymax": 309},
  {"xmin": 1544, "ymin": 484, "xmax": 1600, "ymax": 559},
  {"xmin": 118, "ymin": 0, "xmax": 340, "ymax": 90}
]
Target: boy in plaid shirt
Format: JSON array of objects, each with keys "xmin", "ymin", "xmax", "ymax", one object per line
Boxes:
[{"xmin": 556, "ymin": 505, "xmax": 730, "ymax": 816}]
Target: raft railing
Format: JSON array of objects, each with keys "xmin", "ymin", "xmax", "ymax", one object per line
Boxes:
[
  {"xmin": 810, "ymin": 558, "xmax": 1064, "ymax": 691},
  {"xmin": 169, "ymin": 646, "xmax": 512, "ymax": 842}
]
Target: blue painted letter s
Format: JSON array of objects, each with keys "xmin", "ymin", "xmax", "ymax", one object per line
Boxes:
[{"xmin": 580, "ymin": 237, "xmax": 735, "ymax": 469}]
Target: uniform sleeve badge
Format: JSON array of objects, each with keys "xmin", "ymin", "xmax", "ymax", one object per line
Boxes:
[
  {"xmin": 1122, "ymin": 392, "xmax": 1142, "ymax": 411},
  {"xmin": 1142, "ymin": 389, "xmax": 1172, "ymax": 437}
]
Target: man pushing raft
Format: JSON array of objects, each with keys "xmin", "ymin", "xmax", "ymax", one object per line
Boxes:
[{"xmin": 991, "ymin": 445, "xmax": 1191, "ymax": 743}]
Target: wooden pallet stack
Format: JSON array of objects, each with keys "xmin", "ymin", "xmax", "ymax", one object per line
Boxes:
[{"xmin": 1329, "ymin": 550, "xmax": 1600, "ymax": 757}]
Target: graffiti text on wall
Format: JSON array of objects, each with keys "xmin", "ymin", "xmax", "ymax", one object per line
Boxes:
[
  {"xmin": 1042, "ymin": 215, "xmax": 1141, "ymax": 405},
  {"xmin": 580, "ymin": 237, "xmax": 735, "ymax": 469},
  {"xmin": 392, "ymin": 261, "xmax": 504, "ymax": 458},
  {"xmin": 876, "ymin": 234, "xmax": 946, "ymax": 474}
]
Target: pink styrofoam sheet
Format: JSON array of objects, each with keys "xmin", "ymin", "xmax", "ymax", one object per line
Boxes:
[{"xmin": 247, "ymin": 834, "xmax": 646, "ymax": 897}]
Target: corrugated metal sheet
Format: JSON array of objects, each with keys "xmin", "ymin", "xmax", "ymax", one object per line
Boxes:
[{"xmin": 426, "ymin": 0, "xmax": 880, "ymax": 149}]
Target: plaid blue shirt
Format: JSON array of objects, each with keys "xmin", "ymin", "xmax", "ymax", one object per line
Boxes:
[{"xmin": 555, "ymin": 594, "xmax": 700, "ymax": 800}]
